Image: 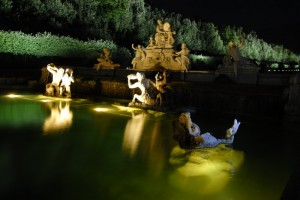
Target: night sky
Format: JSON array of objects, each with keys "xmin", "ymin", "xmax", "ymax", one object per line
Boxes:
[{"xmin": 145, "ymin": 0, "xmax": 300, "ymax": 53}]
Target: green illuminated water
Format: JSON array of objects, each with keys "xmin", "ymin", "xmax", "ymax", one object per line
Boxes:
[{"xmin": 0, "ymin": 94, "xmax": 299, "ymax": 200}]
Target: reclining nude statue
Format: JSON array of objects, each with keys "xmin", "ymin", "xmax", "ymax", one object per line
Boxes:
[{"xmin": 172, "ymin": 112, "xmax": 241, "ymax": 149}]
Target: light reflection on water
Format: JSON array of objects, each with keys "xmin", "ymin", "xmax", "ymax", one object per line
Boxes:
[
  {"xmin": 0, "ymin": 94, "xmax": 299, "ymax": 200},
  {"xmin": 169, "ymin": 145, "xmax": 244, "ymax": 195},
  {"xmin": 42, "ymin": 101, "xmax": 73, "ymax": 134}
]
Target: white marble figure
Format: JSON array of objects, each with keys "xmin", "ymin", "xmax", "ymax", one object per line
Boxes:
[
  {"xmin": 46, "ymin": 63, "xmax": 64, "ymax": 97},
  {"xmin": 127, "ymin": 72, "xmax": 156, "ymax": 105},
  {"xmin": 173, "ymin": 112, "xmax": 241, "ymax": 149},
  {"xmin": 60, "ymin": 68, "xmax": 74, "ymax": 98}
]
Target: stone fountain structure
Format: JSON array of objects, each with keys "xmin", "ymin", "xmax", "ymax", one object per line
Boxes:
[{"xmin": 131, "ymin": 19, "xmax": 190, "ymax": 71}]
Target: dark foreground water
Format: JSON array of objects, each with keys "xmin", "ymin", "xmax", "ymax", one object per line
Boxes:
[{"xmin": 0, "ymin": 94, "xmax": 299, "ymax": 200}]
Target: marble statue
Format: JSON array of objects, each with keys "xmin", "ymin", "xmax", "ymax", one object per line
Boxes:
[
  {"xmin": 130, "ymin": 19, "xmax": 189, "ymax": 71},
  {"xmin": 216, "ymin": 40, "xmax": 259, "ymax": 83},
  {"xmin": 227, "ymin": 41, "xmax": 243, "ymax": 77},
  {"xmin": 127, "ymin": 72, "xmax": 156, "ymax": 106},
  {"xmin": 94, "ymin": 48, "xmax": 120, "ymax": 70},
  {"xmin": 172, "ymin": 112, "xmax": 241, "ymax": 149},
  {"xmin": 45, "ymin": 63, "xmax": 74, "ymax": 98},
  {"xmin": 131, "ymin": 44, "xmax": 146, "ymax": 69},
  {"xmin": 45, "ymin": 63, "xmax": 64, "ymax": 97},
  {"xmin": 60, "ymin": 68, "xmax": 74, "ymax": 98},
  {"xmin": 174, "ymin": 43, "xmax": 190, "ymax": 71}
]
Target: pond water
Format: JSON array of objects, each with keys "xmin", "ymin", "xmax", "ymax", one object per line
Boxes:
[{"xmin": 0, "ymin": 94, "xmax": 299, "ymax": 200}]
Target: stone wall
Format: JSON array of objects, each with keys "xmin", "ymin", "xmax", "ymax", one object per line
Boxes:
[{"xmin": 0, "ymin": 67, "xmax": 289, "ymax": 119}]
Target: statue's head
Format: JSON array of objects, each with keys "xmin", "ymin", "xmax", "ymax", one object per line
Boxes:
[
  {"xmin": 179, "ymin": 112, "xmax": 192, "ymax": 133},
  {"xmin": 58, "ymin": 68, "xmax": 64, "ymax": 75},
  {"xmin": 181, "ymin": 43, "xmax": 187, "ymax": 48},
  {"xmin": 47, "ymin": 63, "xmax": 55, "ymax": 68},
  {"xmin": 66, "ymin": 68, "xmax": 73, "ymax": 75},
  {"xmin": 157, "ymin": 19, "xmax": 162, "ymax": 24},
  {"xmin": 136, "ymin": 72, "xmax": 145, "ymax": 81}
]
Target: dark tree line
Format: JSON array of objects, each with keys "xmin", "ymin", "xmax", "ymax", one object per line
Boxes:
[{"xmin": 0, "ymin": 0, "xmax": 299, "ymax": 63}]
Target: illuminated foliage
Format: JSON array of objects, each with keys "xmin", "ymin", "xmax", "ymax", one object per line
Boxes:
[{"xmin": 0, "ymin": 0, "xmax": 299, "ymax": 64}]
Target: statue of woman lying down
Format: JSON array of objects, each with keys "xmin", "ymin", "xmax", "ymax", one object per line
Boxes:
[{"xmin": 172, "ymin": 112, "xmax": 241, "ymax": 149}]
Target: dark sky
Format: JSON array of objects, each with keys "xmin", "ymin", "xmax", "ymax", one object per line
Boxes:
[{"xmin": 145, "ymin": 0, "xmax": 300, "ymax": 53}]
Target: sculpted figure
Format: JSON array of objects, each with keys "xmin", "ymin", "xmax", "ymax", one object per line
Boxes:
[
  {"xmin": 163, "ymin": 22, "xmax": 176, "ymax": 47},
  {"xmin": 155, "ymin": 71, "xmax": 171, "ymax": 106},
  {"xmin": 227, "ymin": 41, "xmax": 243, "ymax": 77},
  {"xmin": 127, "ymin": 72, "xmax": 156, "ymax": 105},
  {"xmin": 46, "ymin": 63, "xmax": 64, "ymax": 97},
  {"xmin": 131, "ymin": 44, "xmax": 146, "ymax": 69},
  {"xmin": 147, "ymin": 36, "xmax": 155, "ymax": 48},
  {"xmin": 94, "ymin": 48, "xmax": 120, "ymax": 70},
  {"xmin": 60, "ymin": 68, "xmax": 74, "ymax": 98},
  {"xmin": 154, "ymin": 19, "xmax": 165, "ymax": 47},
  {"xmin": 154, "ymin": 19, "xmax": 176, "ymax": 48},
  {"xmin": 174, "ymin": 43, "xmax": 190, "ymax": 71},
  {"xmin": 172, "ymin": 112, "xmax": 241, "ymax": 149}
]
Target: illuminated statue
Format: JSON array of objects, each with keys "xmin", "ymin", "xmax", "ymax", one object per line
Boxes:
[
  {"xmin": 46, "ymin": 63, "xmax": 64, "ymax": 97},
  {"xmin": 174, "ymin": 43, "xmax": 190, "ymax": 71},
  {"xmin": 94, "ymin": 47, "xmax": 120, "ymax": 70},
  {"xmin": 227, "ymin": 41, "xmax": 243, "ymax": 77},
  {"xmin": 216, "ymin": 40, "xmax": 259, "ymax": 82},
  {"xmin": 131, "ymin": 44, "xmax": 146, "ymax": 69},
  {"xmin": 155, "ymin": 70, "xmax": 171, "ymax": 107},
  {"xmin": 127, "ymin": 72, "xmax": 156, "ymax": 106},
  {"xmin": 60, "ymin": 68, "xmax": 74, "ymax": 98},
  {"xmin": 147, "ymin": 36, "xmax": 155, "ymax": 48},
  {"xmin": 154, "ymin": 19, "xmax": 175, "ymax": 48},
  {"xmin": 172, "ymin": 112, "xmax": 241, "ymax": 149},
  {"xmin": 130, "ymin": 19, "xmax": 188, "ymax": 71}
]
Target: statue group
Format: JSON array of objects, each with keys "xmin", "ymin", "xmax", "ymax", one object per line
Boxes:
[
  {"xmin": 131, "ymin": 19, "xmax": 190, "ymax": 71},
  {"xmin": 45, "ymin": 63, "xmax": 74, "ymax": 98},
  {"xmin": 127, "ymin": 70, "xmax": 172, "ymax": 110}
]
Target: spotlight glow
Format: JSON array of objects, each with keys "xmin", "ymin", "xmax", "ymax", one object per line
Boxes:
[
  {"xmin": 6, "ymin": 94, "xmax": 21, "ymax": 98},
  {"xmin": 93, "ymin": 107, "xmax": 111, "ymax": 112}
]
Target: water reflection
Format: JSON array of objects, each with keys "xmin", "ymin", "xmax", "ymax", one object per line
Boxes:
[
  {"xmin": 42, "ymin": 100, "xmax": 73, "ymax": 134},
  {"xmin": 120, "ymin": 107, "xmax": 168, "ymax": 175},
  {"xmin": 122, "ymin": 109, "xmax": 147, "ymax": 156},
  {"xmin": 169, "ymin": 144, "xmax": 244, "ymax": 195}
]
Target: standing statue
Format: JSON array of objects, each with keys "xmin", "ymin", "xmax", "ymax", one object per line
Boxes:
[
  {"xmin": 172, "ymin": 112, "xmax": 241, "ymax": 149},
  {"xmin": 127, "ymin": 72, "xmax": 156, "ymax": 106},
  {"xmin": 46, "ymin": 63, "xmax": 64, "ymax": 97},
  {"xmin": 174, "ymin": 43, "xmax": 190, "ymax": 71},
  {"xmin": 131, "ymin": 44, "xmax": 146, "ymax": 69},
  {"xmin": 60, "ymin": 68, "xmax": 74, "ymax": 98},
  {"xmin": 227, "ymin": 41, "xmax": 243, "ymax": 77}
]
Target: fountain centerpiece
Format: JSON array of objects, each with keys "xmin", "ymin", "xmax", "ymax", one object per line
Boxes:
[{"xmin": 131, "ymin": 19, "xmax": 190, "ymax": 71}]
